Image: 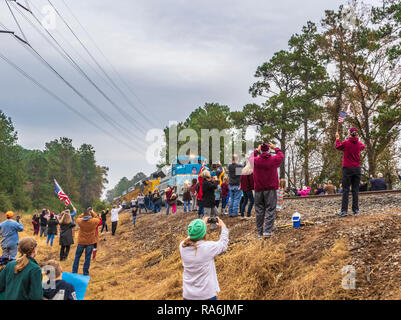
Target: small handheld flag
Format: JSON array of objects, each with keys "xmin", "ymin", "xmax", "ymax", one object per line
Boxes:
[
  {"xmin": 338, "ymin": 105, "xmax": 352, "ymax": 123},
  {"xmin": 54, "ymin": 179, "xmax": 71, "ymax": 206}
]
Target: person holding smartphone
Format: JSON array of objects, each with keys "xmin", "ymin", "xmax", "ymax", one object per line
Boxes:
[{"xmin": 179, "ymin": 217, "xmax": 229, "ymax": 300}]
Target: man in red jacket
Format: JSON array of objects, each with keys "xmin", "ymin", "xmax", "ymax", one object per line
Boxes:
[
  {"xmin": 249, "ymin": 142, "xmax": 284, "ymax": 238},
  {"xmin": 335, "ymin": 127, "xmax": 366, "ymax": 217}
]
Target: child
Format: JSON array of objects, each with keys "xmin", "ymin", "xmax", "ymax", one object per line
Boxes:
[
  {"xmin": 43, "ymin": 260, "xmax": 77, "ymax": 300},
  {"xmin": 183, "ymin": 183, "xmax": 192, "ymax": 213},
  {"xmin": 215, "ymin": 184, "xmax": 221, "ymax": 209},
  {"xmin": 47, "ymin": 213, "xmax": 59, "ymax": 247},
  {"xmin": 220, "ymin": 176, "xmax": 229, "ymax": 215},
  {"xmin": 132, "ymin": 201, "xmax": 138, "ymax": 226},
  {"xmin": 32, "ymin": 213, "xmax": 40, "ymax": 236},
  {"xmin": 276, "ymin": 178, "xmax": 286, "ymax": 211},
  {"xmin": 170, "ymin": 193, "xmax": 178, "ymax": 214},
  {"xmin": 297, "ymin": 186, "xmax": 311, "ymax": 197},
  {"xmin": 92, "ymin": 215, "xmax": 103, "ymax": 262}
]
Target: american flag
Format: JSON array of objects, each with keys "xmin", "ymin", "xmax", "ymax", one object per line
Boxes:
[
  {"xmin": 54, "ymin": 179, "xmax": 71, "ymax": 206},
  {"xmin": 338, "ymin": 105, "xmax": 352, "ymax": 123}
]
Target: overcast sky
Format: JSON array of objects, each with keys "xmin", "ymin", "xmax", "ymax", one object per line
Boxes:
[{"xmin": 0, "ymin": 0, "xmax": 381, "ymax": 196}]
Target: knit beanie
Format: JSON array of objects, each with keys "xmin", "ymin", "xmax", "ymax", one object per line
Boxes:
[{"xmin": 188, "ymin": 219, "xmax": 207, "ymax": 241}]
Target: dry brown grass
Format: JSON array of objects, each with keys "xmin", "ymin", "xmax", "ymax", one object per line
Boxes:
[{"xmin": 5, "ymin": 207, "xmax": 401, "ymax": 300}]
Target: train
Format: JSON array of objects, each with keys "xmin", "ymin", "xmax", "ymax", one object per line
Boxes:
[{"xmin": 114, "ymin": 155, "xmax": 207, "ymax": 205}]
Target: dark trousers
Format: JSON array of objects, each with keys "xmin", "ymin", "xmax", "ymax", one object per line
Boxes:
[
  {"xmin": 197, "ymin": 199, "xmax": 204, "ymax": 218},
  {"xmin": 341, "ymin": 167, "xmax": 361, "ymax": 213},
  {"xmin": 255, "ymin": 190, "xmax": 277, "ymax": 235},
  {"xmin": 240, "ymin": 191, "xmax": 254, "ymax": 217},
  {"xmin": 101, "ymin": 221, "xmax": 108, "ymax": 233},
  {"xmin": 72, "ymin": 244, "xmax": 93, "ymax": 276},
  {"xmin": 60, "ymin": 245, "xmax": 70, "ymax": 261},
  {"xmin": 112, "ymin": 221, "xmax": 118, "ymax": 236}
]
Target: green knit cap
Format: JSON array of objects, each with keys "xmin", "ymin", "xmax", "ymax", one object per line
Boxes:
[{"xmin": 188, "ymin": 219, "xmax": 207, "ymax": 241}]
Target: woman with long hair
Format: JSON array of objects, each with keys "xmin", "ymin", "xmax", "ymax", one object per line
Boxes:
[
  {"xmin": 59, "ymin": 210, "xmax": 75, "ymax": 261},
  {"xmin": 179, "ymin": 217, "xmax": 229, "ymax": 300},
  {"xmin": 0, "ymin": 237, "xmax": 43, "ymax": 300}
]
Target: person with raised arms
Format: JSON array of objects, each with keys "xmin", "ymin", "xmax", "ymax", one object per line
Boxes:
[
  {"xmin": 179, "ymin": 217, "xmax": 229, "ymax": 300},
  {"xmin": 110, "ymin": 204, "xmax": 123, "ymax": 236},
  {"xmin": 335, "ymin": 128, "xmax": 366, "ymax": 217}
]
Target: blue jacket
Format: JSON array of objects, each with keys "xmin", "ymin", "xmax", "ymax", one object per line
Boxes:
[
  {"xmin": 0, "ymin": 220, "xmax": 24, "ymax": 248},
  {"xmin": 369, "ymin": 178, "xmax": 387, "ymax": 191}
]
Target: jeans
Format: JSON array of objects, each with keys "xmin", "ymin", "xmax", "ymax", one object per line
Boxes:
[
  {"xmin": 47, "ymin": 234, "xmax": 55, "ymax": 246},
  {"xmin": 255, "ymin": 190, "xmax": 277, "ymax": 235},
  {"xmin": 72, "ymin": 244, "xmax": 94, "ymax": 276},
  {"xmin": 154, "ymin": 203, "xmax": 161, "ymax": 213},
  {"xmin": 221, "ymin": 197, "xmax": 228, "ymax": 209},
  {"xmin": 165, "ymin": 200, "xmax": 170, "ymax": 215},
  {"xmin": 111, "ymin": 221, "xmax": 118, "ymax": 236},
  {"xmin": 341, "ymin": 167, "xmax": 361, "ymax": 213},
  {"xmin": 228, "ymin": 185, "xmax": 241, "ymax": 216},
  {"xmin": 184, "ymin": 201, "xmax": 191, "ymax": 212},
  {"xmin": 197, "ymin": 199, "xmax": 204, "ymax": 218},
  {"xmin": 2, "ymin": 246, "xmax": 18, "ymax": 260},
  {"xmin": 240, "ymin": 191, "xmax": 254, "ymax": 217},
  {"xmin": 133, "ymin": 215, "xmax": 137, "ymax": 226}
]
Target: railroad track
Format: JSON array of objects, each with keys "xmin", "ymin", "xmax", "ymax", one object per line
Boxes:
[{"xmin": 285, "ymin": 189, "xmax": 401, "ymax": 200}]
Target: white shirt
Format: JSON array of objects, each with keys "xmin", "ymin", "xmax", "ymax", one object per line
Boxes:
[
  {"xmin": 179, "ymin": 227, "xmax": 229, "ymax": 300},
  {"xmin": 110, "ymin": 206, "xmax": 122, "ymax": 222}
]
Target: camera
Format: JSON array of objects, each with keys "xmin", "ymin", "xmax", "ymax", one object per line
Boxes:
[
  {"xmin": 207, "ymin": 217, "xmax": 218, "ymax": 224},
  {"xmin": 16, "ymin": 216, "xmax": 21, "ymax": 222}
]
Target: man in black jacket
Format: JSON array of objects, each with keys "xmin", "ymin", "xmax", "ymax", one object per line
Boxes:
[{"xmin": 39, "ymin": 209, "xmax": 49, "ymax": 237}]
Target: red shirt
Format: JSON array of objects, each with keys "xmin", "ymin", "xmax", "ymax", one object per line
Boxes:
[
  {"xmin": 335, "ymin": 137, "xmax": 365, "ymax": 168},
  {"xmin": 248, "ymin": 148, "xmax": 284, "ymax": 192}
]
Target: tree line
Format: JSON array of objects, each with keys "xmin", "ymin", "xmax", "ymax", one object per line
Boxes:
[
  {"xmin": 162, "ymin": 0, "xmax": 401, "ymax": 190},
  {"xmin": 0, "ymin": 110, "xmax": 108, "ymax": 213}
]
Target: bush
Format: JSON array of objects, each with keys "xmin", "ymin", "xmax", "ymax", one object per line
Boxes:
[{"xmin": 0, "ymin": 193, "xmax": 13, "ymax": 212}]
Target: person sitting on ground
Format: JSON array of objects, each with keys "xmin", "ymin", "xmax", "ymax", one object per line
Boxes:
[
  {"xmin": 298, "ymin": 186, "xmax": 311, "ymax": 197},
  {"xmin": 46, "ymin": 213, "xmax": 59, "ymax": 247},
  {"xmin": 179, "ymin": 217, "xmax": 229, "ymax": 300},
  {"xmin": 359, "ymin": 180, "xmax": 368, "ymax": 192},
  {"xmin": 324, "ymin": 181, "xmax": 336, "ymax": 195},
  {"xmin": 314, "ymin": 184, "xmax": 325, "ymax": 196},
  {"xmin": 0, "ymin": 211, "xmax": 24, "ymax": 260},
  {"xmin": 72, "ymin": 208, "xmax": 100, "ymax": 276},
  {"xmin": 59, "ymin": 210, "xmax": 75, "ymax": 261},
  {"xmin": 43, "ymin": 260, "xmax": 77, "ymax": 300},
  {"xmin": 0, "ymin": 237, "xmax": 43, "ymax": 300},
  {"xmin": 369, "ymin": 173, "xmax": 387, "ymax": 191}
]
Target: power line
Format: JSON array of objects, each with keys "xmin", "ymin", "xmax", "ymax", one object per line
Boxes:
[
  {"xmin": 45, "ymin": 0, "xmax": 161, "ymax": 128},
  {"xmin": 0, "ymin": 49, "xmax": 142, "ymax": 152},
  {"xmin": 0, "ymin": 20, "xmax": 143, "ymax": 150},
  {"xmin": 12, "ymin": 2, "xmax": 150, "ymax": 135}
]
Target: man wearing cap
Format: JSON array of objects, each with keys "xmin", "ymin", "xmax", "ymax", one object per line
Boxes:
[
  {"xmin": 179, "ymin": 217, "xmax": 229, "ymax": 300},
  {"xmin": 0, "ymin": 211, "xmax": 24, "ymax": 260},
  {"xmin": 335, "ymin": 128, "xmax": 366, "ymax": 217},
  {"xmin": 249, "ymin": 142, "xmax": 284, "ymax": 238}
]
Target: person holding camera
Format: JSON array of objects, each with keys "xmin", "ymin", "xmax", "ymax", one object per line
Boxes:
[
  {"xmin": 0, "ymin": 211, "xmax": 24, "ymax": 260},
  {"xmin": 249, "ymin": 142, "xmax": 284, "ymax": 238},
  {"xmin": 179, "ymin": 217, "xmax": 229, "ymax": 300},
  {"xmin": 202, "ymin": 172, "xmax": 220, "ymax": 230}
]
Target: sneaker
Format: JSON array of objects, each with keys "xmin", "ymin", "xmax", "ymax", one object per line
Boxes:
[
  {"xmin": 353, "ymin": 210, "xmax": 359, "ymax": 215},
  {"xmin": 338, "ymin": 211, "xmax": 348, "ymax": 217},
  {"xmin": 263, "ymin": 232, "xmax": 272, "ymax": 238}
]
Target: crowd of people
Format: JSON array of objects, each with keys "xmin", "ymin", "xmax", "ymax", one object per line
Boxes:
[{"xmin": 0, "ymin": 127, "xmax": 400, "ymax": 300}]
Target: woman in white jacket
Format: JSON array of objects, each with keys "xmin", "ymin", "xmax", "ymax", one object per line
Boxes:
[{"xmin": 179, "ymin": 217, "xmax": 229, "ymax": 300}]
